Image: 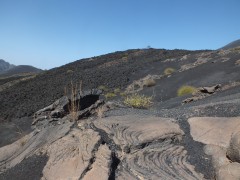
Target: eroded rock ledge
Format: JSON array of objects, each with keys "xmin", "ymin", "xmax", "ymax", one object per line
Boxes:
[
  {"xmin": 0, "ymin": 114, "xmax": 205, "ymax": 180},
  {"xmin": 189, "ymin": 117, "xmax": 240, "ymax": 180},
  {"xmin": 1, "ymin": 94, "xmax": 240, "ymax": 180}
]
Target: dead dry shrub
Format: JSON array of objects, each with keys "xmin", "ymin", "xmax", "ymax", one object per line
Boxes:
[
  {"xmin": 65, "ymin": 81, "xmax": 82, "ymax": 121},
  {"xmin": 164, "ymin": 67, "xmax": 175, "ymax": 75},
  {"xmin": 177, "ymin": 85, "xmax": 197, "ymax": 96},
  {"xmin": 20, "ymin": 137, "xmax": 27, "ymax": 146},
  {"xmin": 14, "ymin": 124, "xmax": 27, "ymax": 146},
  {"xmin": 96, "ymin": 106, "xmax": 106, "ymax": 118}
]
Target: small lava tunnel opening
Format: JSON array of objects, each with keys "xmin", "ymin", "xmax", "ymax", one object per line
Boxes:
[{"xmin": 79, "ymin": 94, "xmax": 99, "ymax": 110}]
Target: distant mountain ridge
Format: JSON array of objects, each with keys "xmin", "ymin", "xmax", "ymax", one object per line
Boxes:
[
  {"xmin": 0, "ymin": 59, "xmax": 15, "ymax": 73},
  {"xmin": 0, "ymin": 59, "xmax": 42, "ymax": 77},
  {"xmin": 219, "ymin": 39, "xmax": 240, "ymax": 50},
  {"xmin": 0, "ymin": 65, "xmax": 43, "ymax": 77}
]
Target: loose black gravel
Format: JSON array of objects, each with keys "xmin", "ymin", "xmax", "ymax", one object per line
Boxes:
[{"xmin": 0, "ymin": 155, "xmax": 48, "ymax": 180}]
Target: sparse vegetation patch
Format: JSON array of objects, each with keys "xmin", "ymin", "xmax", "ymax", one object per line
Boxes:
[
  {"xmin": 105, "ymin": 92, "xmax": 116, "ymax": 99},
  {"xmin": 177, "ymin": 85, "xmax": 197, "ymax": 96},
  {"xmin": 124, "ymin": 94, "xmax": 152, "ymax": 108},
  {"xmin": 98, "ymin": 85, "xmax": 108, "ymax": 92},
  {"xmin": 164, "ymin": 68, "xmax": 175, "ymax": 75},
  {"xmin": 114, "ymin": 88, "xmax": 121, "ymax": 94},
  {"xmin": 143, "ymin": 78, "xmax": 156, "ymax": 87}
]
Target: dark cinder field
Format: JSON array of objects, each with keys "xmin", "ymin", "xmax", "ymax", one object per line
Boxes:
[{"xmin": 0, "ymin": 48, "xmax": 205, "ymax": 121}]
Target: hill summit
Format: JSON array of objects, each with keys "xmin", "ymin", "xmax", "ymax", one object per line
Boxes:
[
  {"xmin": 219, "ymin": 39, "xmax": 240, "ymax": 50},
  {"xmin": 0, "ymin": 59, "xmax": 15, "ymax": 73}
]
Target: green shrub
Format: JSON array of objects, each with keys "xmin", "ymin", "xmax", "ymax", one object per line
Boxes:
[
  {"xmin": 105, "ymin": 92, "xmax": 116, "ymax": 99},
  {"xmin": 143, "ymin": 78, "xmax": 156, "ymax": 87},
  {"xmin": 164, "ymin": 68, "xmax": 175, "ymax": 75},
  {"xmin": 124, "ymin": 94, "xmax": 152, "ymax": 108},
  {"xmin": 177, "ymin": 86, "xmax": 197, "ymax": 96}
]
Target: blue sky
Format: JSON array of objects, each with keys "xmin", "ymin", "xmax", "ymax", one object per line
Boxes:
[{"xmin": 0, "ymin": 0, "xmax": 239, "ymax": 69}]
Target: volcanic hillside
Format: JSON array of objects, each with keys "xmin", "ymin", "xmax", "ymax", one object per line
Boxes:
[
  {"xmin": 0, "ymin": 45, "xmax": 240, "ymax": 180},
  {"xmin": 220, "ymin": 39, "xmax": 240, "ymax": 50},
  {"xmin": 0, "ymin": 48, "xmax": 204, "ymax": 120}
]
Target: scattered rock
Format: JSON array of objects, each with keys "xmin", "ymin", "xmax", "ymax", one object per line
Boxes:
[
  {"xmin": 33, "ymin": 89, "xmax": 102, "ymax": 125},
  {"xmin": 183, "ymin": 96, "xmax": 202, "ymax": 104},
  {"xmin": 41, "ymin": 128, "xmax": 101, "ymax": 180},
  {"xmin": 204, "ymin": 145, "xmax": 230, "ymax": 170},
  {"xmin": 221, "ymin": 57, "xmax": 230, "ymax": 62},
  {"xmin": 195, "ymin": 119, "xmax": 240, "ymax": 180},
  {"xmin": 217, "ymin": 49, "xmax": 232, "ymax": 56},
  {"xmin": 188, "ymin": 117, "xmax": 240, "ymax": 147},
  {"xmin": 32, "ymin": 96, "xmax": 69, "ymax": 125},
  {"xmin": 93, "ymin": 115, "xmax": 205, "ymax": 179},
  {"xmin": 235, "ymin": 59, "xmax": 240, "ymax": 65},
  {"xmin": 179, "ymin": 58, "xmax": 210, "ymax": 72},
  {"xmin": 83, "ymin": 144, "xmax": 112, "ymax": 180},
  {"xmin": 183, "ymin": 84, "xmax": 221, "ymax": 104},
  {"xmin": 204, "ymin": 143, "xmax": 240, "ymax": 180},
  {"xmin": 76, "ymin": 99, "xmax": 104, "ymax": 120},
  {"xmin": 221, "ymin": 81, "xmax": 240, "ymax": 91},
  {"xmin": 94, "ymin": 115, "xmax": 184, "ymax": 150},
  {"xmin": 198, "ymin": 84, "xmax": 221, "ymax": 94},
  {"xmin": 95, "ymin": 101, "xmax": 121, "ymax": 118},
  {"xmin": 125, "ymin": 74, "xmax": 163, "ymax": 93},
  {"xmin": 0, "ymin": 120, "xmax": 73, "ymax": 173},
  {"xmin": 216, "ymin": 162, "xmax": 240, "ymax": 180},
  {"xmin": 227, "ymin": 131, "xmax": 240, "ymax": 163}
]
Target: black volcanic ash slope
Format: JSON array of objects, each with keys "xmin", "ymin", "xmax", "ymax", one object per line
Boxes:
[{"xmin": 0, "ymin": 49, "xmax": 204, "ymax": 121}]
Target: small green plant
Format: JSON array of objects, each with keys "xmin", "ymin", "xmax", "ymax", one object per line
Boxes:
[
  {"xmin": 98, "ymin": 85, "xmax": 108, "ymax": 92},
  {"xmin": 177, "ymin": 85, "xmax": 197, "ymax": 96},
  {"xmin": 120, "ymin": 92, "xmax": 127, "ymax": 97},
  {"xmin": 105, "ymin": 92, "xmax": 116, "ymax": 99},
  {"xmin": 67, "ymin": 69, "xmax": 74, "ymax": 73},
  {"xmin": 143, "ymin": 78, "xmax": 156, "ymax": 87},
  {"xmin": 114, "ymin": 88, "xmax": 121, "ymax": 94},
  {"xmin": 164, "ymin": 68, "xmax": 175, "ymax": 75},
  {"xmin": 124, "ymin": 94, "xmax": 152, "ymax": 108}
]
